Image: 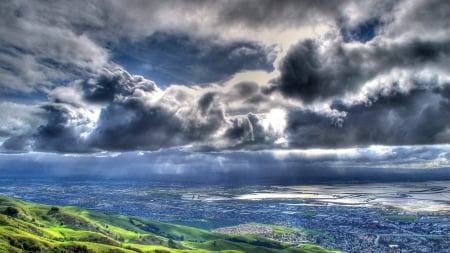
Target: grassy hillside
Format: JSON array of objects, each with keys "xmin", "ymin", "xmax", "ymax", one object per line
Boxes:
[{"xmin": 0, "ymin": 195, "xmax": 339, "ymax": 253}]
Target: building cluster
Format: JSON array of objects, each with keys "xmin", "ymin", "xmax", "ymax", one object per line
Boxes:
[{"xmin": 1, "ymin": 182, "xmax": 449, "ymax": 253}]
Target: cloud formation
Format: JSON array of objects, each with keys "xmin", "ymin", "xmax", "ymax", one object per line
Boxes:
[
  {"xmin": 273, "ymin": 37, "xmax": 450, "ymax": 103},
  {"xmin": 0, "ymin": 0, "xmax": 450, "ymax": 156},
  {"xmin": 0, "ymin": 67, "xmax": 284, "ymax": 152},
  {"xmin": 112, "ymin": 33, "xmax": 275, "ymax": 86},
  {"xmin": 287, "ymin": 89, "xmax": 450, "ymax": 148},
  {"xmin": 81, "ymin": 68, "xmax": 289, "ymax": 152},
  {"xmin": 0, "ymin": 1, "xmax": 108, "ymax": 93}
]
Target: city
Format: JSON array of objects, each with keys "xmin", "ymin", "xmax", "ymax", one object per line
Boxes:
[{"xmin": 1, "ymin": 178, "xmax": 448, "ymax": 252}]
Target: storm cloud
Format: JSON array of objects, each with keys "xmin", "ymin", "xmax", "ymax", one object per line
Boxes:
[
  {"xmin": 273, "ymin": 38, "xmax": 450, "ymax": 103},
  {"xmin": 1, "ymin": 67, "xmax": 282, "ymax": 153},
  {"xmin": 83, "ymin": 69, "xmax": 289, "ymax": 152},
  {"xmin": 287, "ymin": 89, "xmax": 450, "ymax": 148},
  {"xmin": 0, "ymin": 0, "xmax": 449, "ymax": 160}
]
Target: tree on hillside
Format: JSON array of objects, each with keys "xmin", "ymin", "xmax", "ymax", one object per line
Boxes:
[
  {"xmin": 168, "ymin": 239, "xmax": 176, "ymax": 248},
  {"xmin": 4, "ymin": 206, "xmax": 19, "ymax": 217}
]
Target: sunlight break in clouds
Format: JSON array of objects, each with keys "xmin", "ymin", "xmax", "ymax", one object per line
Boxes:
[{"xmin": 262, "ymin": 109, "xmax": 287, "ymax": 136}]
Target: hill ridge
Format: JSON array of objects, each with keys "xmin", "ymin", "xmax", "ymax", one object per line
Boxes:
[{"xmin": 0, "ymin": 195, "xmax": 339, "ymax": 253}]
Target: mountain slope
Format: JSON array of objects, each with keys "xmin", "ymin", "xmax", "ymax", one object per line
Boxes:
[{"xmin": 0, "ymin": 195, "xmax": 339, "ymax": 253}]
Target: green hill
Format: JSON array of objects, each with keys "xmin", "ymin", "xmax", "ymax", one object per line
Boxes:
[{"xmin": 0, "ymin": 195, "xmax": 340, "ymax": 253}]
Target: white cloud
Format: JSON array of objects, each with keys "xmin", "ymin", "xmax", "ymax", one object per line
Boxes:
[
  {"xmin": 0, "ymin": 102, "xmax": 45, "ymax": 137},
  {"xmin": 0, "ymin": 1, "xmax": 108, "ymax": 93}
]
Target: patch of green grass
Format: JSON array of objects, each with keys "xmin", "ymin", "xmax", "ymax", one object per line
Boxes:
[
  {"xmin": 123, "ymin": 243, "xmax": 242, "ymax": 253},
  {"xmin": 0, "ymin": 195, "xmax": 340, "ymax": 253},
  {"xmin": 266, "ymin": 224, "xmax": 301, "ymax": 234},
  {"xmin": 296, "ymin": 244, "xmax": 341, "ymax": 253}
]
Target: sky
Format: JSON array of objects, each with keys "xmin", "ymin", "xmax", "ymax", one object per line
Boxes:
[{"xmin": 1, "ymin": 0, "xmax": 450, "ymax": 183}]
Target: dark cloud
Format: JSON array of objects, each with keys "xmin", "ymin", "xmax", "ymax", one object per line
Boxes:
[
  {"xmin": 89, "ymin": 101, "xmax": 183, "ymax": 151},
  {"xmin": 232, "ymin": 82, "xmax": 260, "ymax": 98},
  {"xmin": 32, "ymin": 104, "xmax": 90, "ymax": 153},
  {"xmin": 82, "ymin": 74, "xmax": 123, "ymax": 103},
  {"xmin": 1, "ymin": 135, "xmax": 30, "ymax": 152},
  {"xmin": 198, "ymin": 92, "xmax": 217, "ymax": 116},
  {"xmin": 82, "ymin": 68, "xmax": 158, "ymax": 103},
  {"xmin": 224, "ymin": 81, "xmax": 269, "ymax": 113},
  {"xmin": 223, "ymin": 81, "xmax": 270, "ymax": 116},
  {"xmin": 78, "ymin": 68, "xmax": 285, "ymax": 152},
  {"xmin": 273, "ymin": 40, "xmax": 327, "ymax": 102},
  {"xmin": 273, "ymin": 38, "xmax": 450, "ymax": 102},
  {"xmin": 225, "ymin": 116, "xmax": 253, "ymax": 142},
  {"xmin": 85, "ymin": 69, "xmax": 227, "ymax": 151},
  {"xmin": 88, "ymin": 100, "xmax": 227, "ymax": 151},
  {"xmin": 1, "ymin": 0, "xmax": 450, "ymax": 156},
  {"xmin": 440, "ymin": 85, "xmax": 450, "ymax": 100},
  {"xmin": 2, "ymin": 67, "xmax": 278, "ymax": 153},
  {"xmin": 219, "ymin": 112, "xmax": 283, "ymax": 151},
  {"xmin": 287, "ymin": 89, "xmax": 450, "ymax": 148},
  {"xmin": 4, "ymin": 67, "xmax": 450, "ymax": 153},
  {"xmin": 338, "ymin": 90, "xmax": 450, "ymax": 146},
  {"xmin": 111, "ymin": 32, "xmax": 275, "ymax": 86}
]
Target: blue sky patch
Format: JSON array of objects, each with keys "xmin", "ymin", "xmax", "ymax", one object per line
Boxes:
[{"xmin": 341, "ymin": 18, "xmax": 381, "ymax": 43}]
